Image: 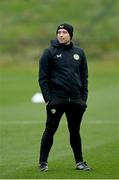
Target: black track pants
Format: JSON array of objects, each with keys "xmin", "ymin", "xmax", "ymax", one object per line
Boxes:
[{"xmin": 39, "ymin": 102, "xmax": 85, "ymax": 164}]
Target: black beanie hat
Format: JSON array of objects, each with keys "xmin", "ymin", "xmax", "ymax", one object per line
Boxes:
[{"xmin": 56, "ymin": 23, "xmax": 74, "ymax": 39}]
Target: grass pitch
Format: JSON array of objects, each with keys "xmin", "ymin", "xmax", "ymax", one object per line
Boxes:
[
  {"xmin": 0, "ymin": 60, "xmax": 119, "ymax": 179},
  {"xmin": 0, "ymin": 0, "xmax": 119, "ymax": 178}
]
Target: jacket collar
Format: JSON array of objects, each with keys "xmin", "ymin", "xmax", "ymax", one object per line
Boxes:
[{"xmin": 51, "ymin": 39, "xmax": 73, "ymax": 49}]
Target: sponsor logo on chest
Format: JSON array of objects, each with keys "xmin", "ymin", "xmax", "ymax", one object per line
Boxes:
[
  {"xmin": 56, "ymin": 54, "xmax": 62, "ymax": 58},
  {"xmin": 55, "ymin": 53, "xmax": 80, "ymax": 61}
]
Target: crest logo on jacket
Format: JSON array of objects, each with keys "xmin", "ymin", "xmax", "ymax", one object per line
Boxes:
[{"xmin": 73, "ymin": 54, "xmax": 80, "ymax": 60}]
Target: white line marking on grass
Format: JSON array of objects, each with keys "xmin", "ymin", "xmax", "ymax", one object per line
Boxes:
[
  {"xmin": 85, "ymin": 120, "xmax": 119, "ymax": 124},
  {"xmin": 0, "ymin": 120, "xmax": 118, "ymax": 125},
  {"xmin": 0, "ymin": 120, "xmax": 40, "ymax": 125}
]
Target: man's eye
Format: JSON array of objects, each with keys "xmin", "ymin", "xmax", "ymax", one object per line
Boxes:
[
  {"xmin": 58, "ymin": 31, "xmax": 67, "ymax": 34},
  {"xmin": 62, "ymin": 31, "xmax": 67, "ymax": 34}
]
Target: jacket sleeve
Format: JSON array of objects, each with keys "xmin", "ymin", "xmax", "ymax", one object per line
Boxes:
[
  {"xmin": 38, "ymin": 48, "xmax": 52, "ymax": 103},
  {"xmin": 80, "ymin": 49, "xmax": 88, "ymax": 102}
]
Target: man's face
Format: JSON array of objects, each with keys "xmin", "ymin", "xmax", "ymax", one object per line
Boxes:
[{"xmin": 57, "ymin": 29, "xmax": 71, "ymax": 44}]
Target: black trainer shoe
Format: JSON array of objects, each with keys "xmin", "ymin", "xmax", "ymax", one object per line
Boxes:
[
  {"xmin": 76, "ymin": 161, "xmax": 91, "ymax": 171},
  {"xmin": 39, "ymin": 162, "xmax": 48, "ymax": 171}
]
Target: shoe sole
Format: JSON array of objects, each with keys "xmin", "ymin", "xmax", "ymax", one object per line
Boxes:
[
  {"xmin": 40, "ymin": 167, "xmax": 48, "ymax": 172},
  {"xmin": 76, "ymin": 167, "xmax": 91, "ymax": 171}
]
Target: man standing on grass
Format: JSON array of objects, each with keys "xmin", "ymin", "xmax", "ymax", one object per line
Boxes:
[{"xmin": 38, "ymin": 23, "xmax": 91, "ymax": 171}]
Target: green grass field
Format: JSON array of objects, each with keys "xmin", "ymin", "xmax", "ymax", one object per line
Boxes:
[
  {"xmin": 0, "ymin": 0, "xmax": 119, "ymax": 178},
  {"xmin": 0, "ymin": 60, "xmax": 119, "ymax": 179}
]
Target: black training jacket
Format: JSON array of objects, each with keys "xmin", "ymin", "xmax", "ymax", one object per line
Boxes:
[{"xmin": 38, "ymin": 39, "xmax": 88, "ymax": 103}]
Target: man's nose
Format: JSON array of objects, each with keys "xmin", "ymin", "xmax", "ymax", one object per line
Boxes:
[{"xmin": 59, "ymin": 32, "xmax": 63, "ymax": 36}]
